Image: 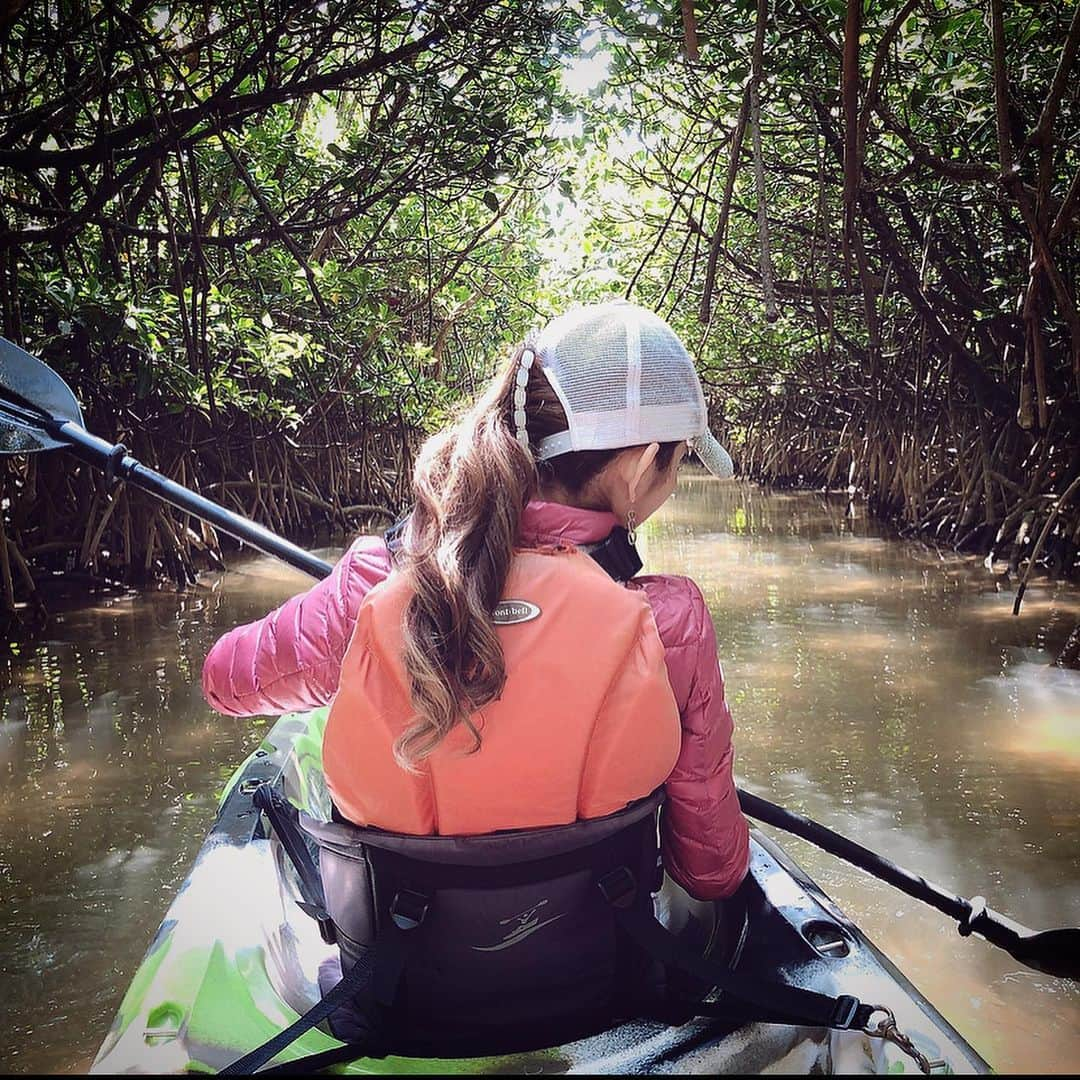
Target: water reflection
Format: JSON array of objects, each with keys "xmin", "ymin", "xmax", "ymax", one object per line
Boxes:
[
  {"xmin": 987, "ymin": 663, "xmax": 1080, "ymax": 772},
  {"xmin": 643, "ymin": 478, "xmax": 1080, "ymax": 1072},
  {"xmin": 0, "ymin": 560, "xmax": 319, "ymax": 1074},
  {"xmin": 1, "ymin": 485, "xmax": 1078, "ymax": 1074}
]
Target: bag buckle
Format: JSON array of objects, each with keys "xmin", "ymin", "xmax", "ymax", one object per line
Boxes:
[
  {"xmin": 830, "ymin": 994, "xmax": 860, "ymax": 1029},
  {"xmin": 598, "ymin": 866, "xmax": 637, "ymax": 909},
  {"xmin": 297, "ymin": 901, "xmax": 338, "ymax": 945},
  {"xmin": 390, "ymin": 888, "xmax": 430, "ymax": 931}
]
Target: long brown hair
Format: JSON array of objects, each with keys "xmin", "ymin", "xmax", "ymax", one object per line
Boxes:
[{"xmin": 395, "ymin": 345, "xmax": 677, "ymax": 769}]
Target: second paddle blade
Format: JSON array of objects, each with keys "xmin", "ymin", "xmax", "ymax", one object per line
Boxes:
[{"xmin": 1008, "ymin": 926, "xmax": 1080, "ymax": 981}]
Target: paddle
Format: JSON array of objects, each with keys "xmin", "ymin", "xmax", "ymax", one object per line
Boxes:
[
  {"xmin": 738, "ymin": 790, "xmax": 1079, "ymax": 980},
  {"xmin": 0, "ymin": 336, "xmax": 332, "ymax": 580},
  {"xmin": 2, "ymin": 335, "xmax": 1077, "ymax": 982}
]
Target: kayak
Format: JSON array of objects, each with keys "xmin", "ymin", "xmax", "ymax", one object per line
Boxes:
[{"xmin": 91, "ymin": 709, "xmax": 991, "ymax": 1075}]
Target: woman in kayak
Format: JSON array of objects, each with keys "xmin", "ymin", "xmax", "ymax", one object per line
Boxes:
[{"xmin": 202, "ymin": 300, "xmax": 749, "ymax": 902}]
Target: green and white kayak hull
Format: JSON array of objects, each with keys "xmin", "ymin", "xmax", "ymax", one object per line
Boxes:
[{"xmin": 92, "ymin": 710, "xmax": 991, "ymax": 1075}]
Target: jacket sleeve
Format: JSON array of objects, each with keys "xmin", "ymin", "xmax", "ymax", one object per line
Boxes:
[
  {"xmin": 659, "ymin": 582, "xmax": 750, "ymax": 901},
  {"xmin": 201, "ymin": 535, "xmax": 391, "ymax": 717}
]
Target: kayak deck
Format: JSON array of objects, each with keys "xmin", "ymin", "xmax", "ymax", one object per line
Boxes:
[{"xmin": 92, "ymin": 710, "xmax": 990, "ymax": 1074}]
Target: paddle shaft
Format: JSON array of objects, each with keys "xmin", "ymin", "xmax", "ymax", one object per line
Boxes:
[
  {"xmin": 54, "ymin": 419, "xmax": 334, "ymax": 580},
  {"xmin": 738, "ymin": 789, "xmax": 1040, "ymax": 961}
]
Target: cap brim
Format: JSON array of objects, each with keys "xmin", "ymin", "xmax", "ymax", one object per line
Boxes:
[{"xmin": 692, "ymin": 430, "xmax": 735, "ymax": 479}]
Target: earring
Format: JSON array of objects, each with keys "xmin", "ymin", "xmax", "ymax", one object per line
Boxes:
[{"xmin": 626, "ymin": 506, "xmax": 637, "ymax": 545}]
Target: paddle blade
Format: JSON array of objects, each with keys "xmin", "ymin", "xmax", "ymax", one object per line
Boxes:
[
  {"xmin": 1008, "ymin": 927, "xmax": 1080, "ymax": 981},
  {"xmin": 0, "ymin": 336, "xmax": 85, "ymax": 454}
]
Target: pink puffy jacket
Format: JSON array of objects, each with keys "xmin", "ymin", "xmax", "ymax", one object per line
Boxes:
[{"xmin": 202, "ymin": 500, "xmax": 750, "ymax": 900}]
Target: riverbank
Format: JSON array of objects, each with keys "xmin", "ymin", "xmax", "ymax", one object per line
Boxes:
[
  {"xmin": 9, "ymin": 457, "xmax": 1080, "ymax": 671},
  {"xmin": 0, "ymin": 399, "xmax": 406, "ymax": 632},
  {"xmin": 739, "ymin": 402, "xmax": 1080, "ymax": 667}
]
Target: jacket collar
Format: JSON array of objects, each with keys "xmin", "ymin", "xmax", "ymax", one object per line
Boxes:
[{"xmin": 518, "ymin": 499, "xmax": 619, "ymax": 547}]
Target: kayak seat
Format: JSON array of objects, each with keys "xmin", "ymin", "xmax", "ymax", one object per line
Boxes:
[
  {"xmin": 312, "ymin": 869, "xmax": 747, "ymax": 1049},
  {"xmin": 298, "ymin": 788, "xmax": 743, "ymax": 1056}
]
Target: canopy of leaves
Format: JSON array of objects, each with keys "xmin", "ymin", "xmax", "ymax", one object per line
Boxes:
[
  {"xmin": 549, "ymin": 0, "xmax": 1077, "ymax": 429},
  {"xmin": 1, "ymin": 0, "xmax": 578, "ymax": 432}
]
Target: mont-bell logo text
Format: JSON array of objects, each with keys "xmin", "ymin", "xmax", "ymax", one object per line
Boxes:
[{"xmin": 492, "ymin": 599, "xmax": 541, "ymax": 625}]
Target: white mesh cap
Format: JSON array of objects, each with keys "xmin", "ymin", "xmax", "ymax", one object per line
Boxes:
[{"xmin": 531, "ymin": 300, "xmax": 734, "ymax": 478}]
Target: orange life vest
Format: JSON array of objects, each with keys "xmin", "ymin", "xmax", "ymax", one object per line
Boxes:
[{"xmin": 323, "ymin": 543, "xmax": 681, "ymax": 835}]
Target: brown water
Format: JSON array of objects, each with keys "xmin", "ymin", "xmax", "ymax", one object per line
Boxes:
[{"xmin": 2, "ymin": 479, "xmax": 1078, "ymax": 1074}]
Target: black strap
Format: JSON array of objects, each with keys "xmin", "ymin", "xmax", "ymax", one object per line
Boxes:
[
  {"xmin": 218, "ymin": 948, "xmax": 377, "ymax": 1074},
  {"xmin": 600, "ymin": 870, "xmax": 872, "ymax": 1031},
  {"xmin": 245, "ymin": 1040, "xmax": 371, "ymax": 1076},
  {"xmin": 254, "ymin": 785, "xmax": 324, "ymax": 907},
  {"xmin": 218, "ymin": 896, "xmax": 425, "ymax": 1075},
  {"xmin": 680, "ymin": 995, "xmax": 824, "ymax": 1028},
  {"xmin": 254, "ymin": 784, "xmax": 337, "ymax": 943}
]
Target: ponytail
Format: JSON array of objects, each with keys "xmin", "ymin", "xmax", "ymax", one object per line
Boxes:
[{"xmin": 396, "ymin": 355, "xmax": 536, "ymax": 769}]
